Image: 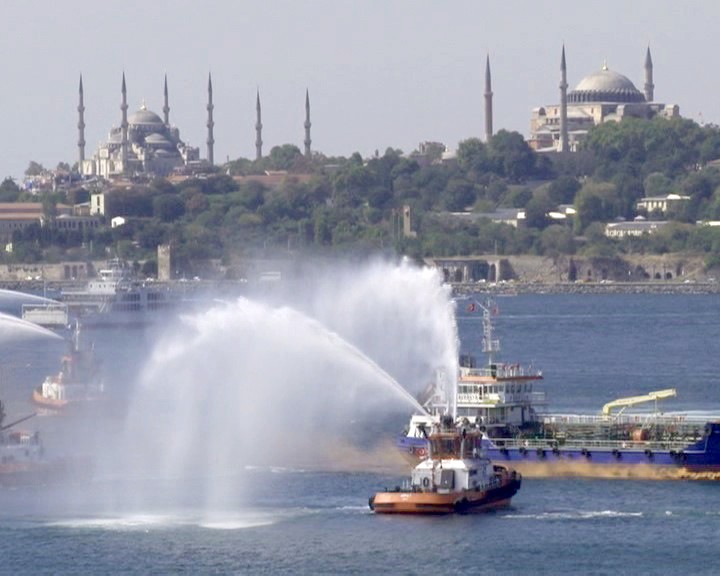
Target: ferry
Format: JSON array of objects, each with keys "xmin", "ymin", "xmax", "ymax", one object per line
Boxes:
[
  {"xmin": 60, "ymin": 258, "xmax": 180, "ymax": 327},
  {"xmin": 397, "ymin": 298, "xmax": 720, "ymax": 474},
  {"xmin": 370, "ymin": 415, "xmax": 521, "ymax": 514}
]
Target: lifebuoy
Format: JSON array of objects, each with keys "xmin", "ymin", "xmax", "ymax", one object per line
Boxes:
[{"xmin": 422, "ymin": 477, "xmax": 430, "ymax": 488}]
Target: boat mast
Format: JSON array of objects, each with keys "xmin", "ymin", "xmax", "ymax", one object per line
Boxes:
[{"xmin": 480, "ymin": 298, "xmax": 500, "ymax": 366}]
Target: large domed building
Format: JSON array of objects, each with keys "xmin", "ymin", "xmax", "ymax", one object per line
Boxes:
[
  {"xmin": 79, "ymin": 74, "xmax": 213, "ymax": 179},
  {"xmin": 529, "ymin": 47, "xmax": 679, "ymax": 152}
]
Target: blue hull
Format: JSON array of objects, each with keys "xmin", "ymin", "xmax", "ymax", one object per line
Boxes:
[{"xmin": 397, "ymin": 422, "xmax": 720, "ymax": 473}]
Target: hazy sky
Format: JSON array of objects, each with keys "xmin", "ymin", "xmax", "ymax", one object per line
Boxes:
[{"xmin": 1, "ymin": 0, "xmax": 718, "ymax": 180}]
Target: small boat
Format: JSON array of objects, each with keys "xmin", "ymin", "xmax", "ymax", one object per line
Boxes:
[
  {"xmin": 0, "ymin": 399, "xmax": 92, "ymax": 485},
  {"xmin": 31, "ymin": 321, "xmax": 103, "ymax": 411},
  {"xmin": 370, "ymin": 416, "xmax": 521, "ymax": 514},
  {"xmin": 0, "ymin": 400, "xmax": 44, "ymax": 484}
]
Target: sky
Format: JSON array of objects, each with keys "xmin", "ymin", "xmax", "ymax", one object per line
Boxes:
[{"xmin": 1, "ymin": 0, "xmax": 718, "ymax": 180}]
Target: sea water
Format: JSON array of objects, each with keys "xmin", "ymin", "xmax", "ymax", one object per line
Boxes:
[{"xmin": 1, "ymin": 292, "xmax": 720, "ymax": 575}]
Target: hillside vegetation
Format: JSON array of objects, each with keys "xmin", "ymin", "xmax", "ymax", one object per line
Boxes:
[{"xmin": 7, "ymin": 116, "xmax": 720, "ymax": 277}]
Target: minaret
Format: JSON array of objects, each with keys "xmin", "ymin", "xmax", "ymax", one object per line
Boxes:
[
  {"xmin": 78, "ymin": 75, "xmax": 86, "ymax": 164},
  {"xmin": 121, "ymin": 72, "xmax": 128, "ymax": 169},
  {"xmin": 304, "ymin": 89, "xmax": 311, "ymax": 158},
  {"xmin": 484, "ymin": 54, "xmax": 493, "ymax": 142},
  {"xmin": 206, "ymin": 73, "xmax": 214, "ymax": 166},
  {"xmin": 559, "ymin": 45, "xmax": 569, "ymax": 153},
  {"xmin": 163, "ymin": 74, "xmax": 170, "ymax": 125},
  {"xmin": 644, "ymin": 46, "xmax": 654, "ymax": 102},
  {"xmin": 255, "ymin": 88, "xmax": 263, "ymax": 161}
]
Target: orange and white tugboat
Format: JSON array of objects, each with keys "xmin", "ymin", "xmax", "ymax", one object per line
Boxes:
[
  {"xmin": 31, "ymin": 320, "xmax": 103, "ymax": 411},
  {"xmin": 369, "ymin": 416, "xmax": 521, "ymax": 514}
]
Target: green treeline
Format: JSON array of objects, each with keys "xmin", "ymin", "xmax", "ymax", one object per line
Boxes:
[{"xmin": 8, "ymin": 116, "xmax": 720, "ymax": 274}]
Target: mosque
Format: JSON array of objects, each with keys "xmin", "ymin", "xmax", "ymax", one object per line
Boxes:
[
  {"xmin": 527, "ymin": 46, "xmax": 680, "ymax": 152},
  {"xmin": 77, "ymin": 75, "xmax": 313, "ymax": 179},
  {"xmin": 77, "ymin": 48, "xmax": 675, "ymax": 179}
]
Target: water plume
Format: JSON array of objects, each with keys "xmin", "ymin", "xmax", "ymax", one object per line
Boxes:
[
  {"xmin": 115, "ymin": 259, "xmax": 457, "ymax": 511},
  {"xmin": 0, "ymin": 311, "xmax": 63, "ymax": 341}
]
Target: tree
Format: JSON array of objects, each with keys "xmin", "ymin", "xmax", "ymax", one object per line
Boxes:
[
  {"xmin": 153, "ymin": 195, "xmax": 185, "ymax": 222},
  {"xmin": 105, "ymin": 187, "xmax": 154, "ymax": 218},
  {"xmin": 0, "ymin": 178, "xmax": 20, "ymax": 202},
  {"xmin": 524, "ymin": 190, "xmax": 556, "ymax": 230},
  {"xmin": 442, "ymin": 179, "xmax": 476, "ymax": 212},
  {"xmin": 66, "ymin": 187, "xmax": 90, "ymax": 206},
  {"xmin": 185, "ymin": 192, "xmax": 210, "ymax": 216},
  {"xmin": 573, "ymin": 181, "xmax": 621, "ymax": 233},
  {"xmin": 548, "ymin": 176, "xmax": 581, "ymax": 205},
  {"xmin": 42, "ymin": 194, "xmax": 58, "ymax": 221},
  {"xmin": 643, "ymin": 172, "xmax": 673, "ymax": 198},
  {"xmin": 487, "ymin": 130, "xmax": 536, "ymax": 182},
  {"xmin": 268, "ymin": 144, "xmax": 303, "ymax": 171},
  {"xmin": 25, "ymin": 161, "xmax": 45, "ymax": 177},
  {"xmin": 457, "ymin": 138, "xmax": 489, "ymax": 176},
  {"xmin": 540, "ymin": 224, "xmax": 575, "ymax": 256}
]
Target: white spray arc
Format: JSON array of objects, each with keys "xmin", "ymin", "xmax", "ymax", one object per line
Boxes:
[{"xmin": 118, "ymin": 259, "xmax": 458, "ymax": 509}]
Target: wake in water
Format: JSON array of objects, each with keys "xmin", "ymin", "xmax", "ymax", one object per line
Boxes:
[
  {"xmin": 110, "ymin": 259, "xmax": 457, "ymax": 511},
  {"xmin": 510, "ymin": 461, "xmax": 720, "ymax": 481}
]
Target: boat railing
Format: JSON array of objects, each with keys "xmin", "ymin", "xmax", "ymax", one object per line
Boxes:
[
  {"xmin": 541, "ymin": 413, "xmax": 702, "ymax": 426},
  {"xmin": 461, "ymin": 364, "xmax": 542, "ymax": 380},
  {"xmin": 491, "ymin": 437, "xmax": 699, "ymax": 452},
  {"xmin": 21, "ymin": 303, "xmax": 69, "ymax": 327},
  {"xmin": 457, "ymin": 391, "xmax": 546, "ymax": 406}
]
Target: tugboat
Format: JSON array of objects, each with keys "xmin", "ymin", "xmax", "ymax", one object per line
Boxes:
[
  {"xmin": 370, "ymin": 416, "xmax": 521, "ymax": 514},
  {"xmin": 31, "ymin": 320, "xmax": 103, "ymax": 411}
]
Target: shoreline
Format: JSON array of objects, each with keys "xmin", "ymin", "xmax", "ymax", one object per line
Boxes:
[
  {"xmin": 453, "ymin": 281, "xmax": 720, "ymax": 296},
  {"xmin": 5, "ymin": 279, "xmax": 720, "ymax": 298}
]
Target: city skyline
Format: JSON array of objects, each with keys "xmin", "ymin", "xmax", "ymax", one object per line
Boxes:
[{"xmin": 1, "ymin": 0, "xmax": 717, "ymax": 180}]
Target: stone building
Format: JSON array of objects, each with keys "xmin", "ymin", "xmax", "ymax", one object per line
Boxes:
[
  {"xmin": 78, "ymin": 74, "xmax": 211, "ymax": 179},
  {"xmin": 529, "ymin": 47, "xmax": 679, "ymax": 152}
]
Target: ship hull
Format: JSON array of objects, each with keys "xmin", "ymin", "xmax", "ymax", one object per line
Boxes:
[
  {"xmin": 398, "ymin": 422, "xmax": 720, "ymax": 475},
  {"xmin": 31, "ymin": 387, "xmax": 68, "ymax": 410},
  {"xmin": 369, "ymin": 477, "xmax": 521, "ymax": 515}
]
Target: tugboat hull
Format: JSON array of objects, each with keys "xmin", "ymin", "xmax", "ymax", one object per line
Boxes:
[{"xmin": 369, "ymin": 474, "xmax": 521, "ymax": 514}]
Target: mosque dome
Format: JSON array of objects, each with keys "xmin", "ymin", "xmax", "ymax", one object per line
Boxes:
[
  {"xmin": 128, "ymin": 105, "xmax": 164, "ymax": 126},
  {"xmin": 568, "ymin": 64, "xmax": 646, "ymax": 104},
  {"xmin": 145, "ymin": 132, "xmax": 173, "ymax": 147}
]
